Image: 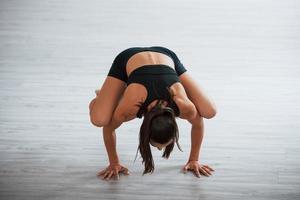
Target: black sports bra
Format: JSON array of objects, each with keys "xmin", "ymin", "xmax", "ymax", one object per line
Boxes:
[{"xmin": 127, "ymin": 64, "xmax": 180, "ymax": 118}]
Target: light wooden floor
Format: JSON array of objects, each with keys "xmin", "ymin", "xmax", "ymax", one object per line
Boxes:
[{"xmin": 1, "ymin": 0, "xmax": 300, "ymax": 199}]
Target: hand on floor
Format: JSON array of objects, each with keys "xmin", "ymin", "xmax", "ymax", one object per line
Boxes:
[
  {"xmin": 182, "ymin": 161, "xmax": 214, "ymax": 178},
  {"xmin": 97, "ymin": 163, "xmax": 130, "ymax": 181}
]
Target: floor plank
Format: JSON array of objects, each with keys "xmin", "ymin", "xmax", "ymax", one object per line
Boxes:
[{"xmin": 1, "ymin": 0, "xmax": 300, "ymax": 199}]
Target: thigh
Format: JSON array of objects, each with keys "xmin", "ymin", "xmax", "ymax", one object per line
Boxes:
[
  {"xmin": 179, "ymin": 72, "xmax": 217, "ymax": 119},
  {"xmin": 89, "ymin": 76, "xmax": 126, "ymax": 127}
]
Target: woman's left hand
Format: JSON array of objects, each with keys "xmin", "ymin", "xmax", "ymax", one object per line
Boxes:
[{"xmin": 182, "ymin": 160, "xmax": 214, "ymax": 178}]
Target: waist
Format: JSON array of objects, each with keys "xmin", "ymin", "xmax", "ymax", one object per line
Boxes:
[{"xmin": 127, "ymin": 64, "xmax": 177, "ymax": 79}]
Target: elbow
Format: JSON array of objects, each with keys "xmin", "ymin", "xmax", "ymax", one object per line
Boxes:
[
  {"xmin": 189, "ymin": 107, "xmax": 198, "ymax": 120},
  {"xmin": 182, "ymin": 104, "xmax": 198, "ymax": 120}
]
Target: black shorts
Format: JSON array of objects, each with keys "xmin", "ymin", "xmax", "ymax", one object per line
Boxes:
[{"xmin": 107, "ymin": 46, "xmax": 187, "ymax": 83}]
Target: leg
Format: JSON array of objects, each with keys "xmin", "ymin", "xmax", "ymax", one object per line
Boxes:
[
  {"xmin": 179, "ymin": 72, "xmax": 217, "ymax": 119},
  {"xmin": 89, "ymin": 76, "xmax": 126, "ymax": 127}
]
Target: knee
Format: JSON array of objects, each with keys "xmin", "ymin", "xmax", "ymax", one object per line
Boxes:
[
  {"xmin": 89, "ymin": 98, "xmax": 111, "ymax": 127},
  {"xmin": 90, "ymin": 115, "xmax": 110, "ymax": 127},
  {"xmin": 203, "ymin": 107, "xmax": 217, "ymax": 119}
]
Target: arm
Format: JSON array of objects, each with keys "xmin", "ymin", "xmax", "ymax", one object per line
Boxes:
[
  {"xmin": 102, "ymin": 114, "xmax": 124, "ymax": 165},
  {"xmin": 187, "ymin": 113, "xmax": 204, "ymax": 162},
  {"xmin": 174, "ymin": 96, "xmax": 197, "ymax": 120},
  {"xmin": 171, "ymin": 82, "xmax": 208, "ymax": 162},
  {"xmin": 102, "ymin": 100, "xmax": 137, "ymax": 165},
  {"xmin": 98, "ymin": 86, "xmax": 140, "ymax": 180},
  {"xmin": 98, "ymin": 112, "xmax": 130, "ymax": 180},
  {"xmin": 181, "ymin": 113, "xmax": 215, "ymax": 178},
  {"xmin": 171, "ymin": 82, "xmax": 198, "ymax": 120},
  {"xmin": 171, "ymin": 83, "xmax": 203, "ymax": 161},
  {"xmin": 179, "ymin": 73, "xmax": 217, "ymax": 119},
  {"xmin": 102, "ymin": 85, "xmax": 141, "ymax": 164}
]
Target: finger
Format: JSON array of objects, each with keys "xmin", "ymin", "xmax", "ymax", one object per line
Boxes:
[
  {"xmin": 102, "ymin": 171, "xmax": 111, "ymax": 179},
  {"xmin": 103, "ymin": 169, "xmax": 113, "ymax": 179},
  {"xmin": 97, "ymin": 169, "xmax": 107, "ymax": 176},
  {"xmin": 202, "ymin": 166, "xmax": 212, "ymax": 175},
  {"xmin": 114, "ymin": 170, "xmax": 120, "ymax": 180},
  {"xmin": 204, "ymin": 165, "xmax": 215, "ymax": 171},
  {"xmin": 193, "ymin": 169, "xmax": 201, "ymax": 178},
  {"xmin": 182, "ymin": 165, "xmax": 189, "ymax": 173},
  {"xmin": 106, "ymin": 171, "xmax": 114, "ymax": 180},
  {"xmin": 199, "ymin": 168, "xmax": 209, "ymax": 177},
  {"xmin": 120, "ymin": 167, "xmax": 130, "ymax": 175},
  {"xmin": 119, "ymin": 166, "xmax": 127, "ymax": 172}
]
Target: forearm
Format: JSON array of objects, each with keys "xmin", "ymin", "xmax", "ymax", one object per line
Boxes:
[
  {"xmin": 188, "ymin": 116, "xmax": 204, "ymax": 161},
  {"xmin": 103, "ymin": 127, "xmax": 120, "ymax": 164},
  {"xmin": 102, "ymin": 117, "xmax": 123, "ymax": 164}
]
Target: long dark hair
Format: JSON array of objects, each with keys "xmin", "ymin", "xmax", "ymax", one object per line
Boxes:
[{"xmin": 134, "ymin": 87, "xmax": 183, "ymax": 175}]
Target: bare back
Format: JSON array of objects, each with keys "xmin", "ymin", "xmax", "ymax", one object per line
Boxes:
[{"xmin": 125, "ymin": 51, "xmax": 176, "ymax": 77}]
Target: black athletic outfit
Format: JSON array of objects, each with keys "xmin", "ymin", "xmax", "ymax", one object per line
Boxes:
[{"xmin": 107, "ymin": 46, "xmax": 187, "ymax": 118}]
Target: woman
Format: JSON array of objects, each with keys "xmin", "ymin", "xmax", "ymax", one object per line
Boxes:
[{"xmin": 89, "ymin": 46, "xmax": 217, "ymax": 181}]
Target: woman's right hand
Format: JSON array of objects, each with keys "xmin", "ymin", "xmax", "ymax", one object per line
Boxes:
[{"xmin": 97, "ymin": 163, "xmax": 130, "ymax": 181}]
